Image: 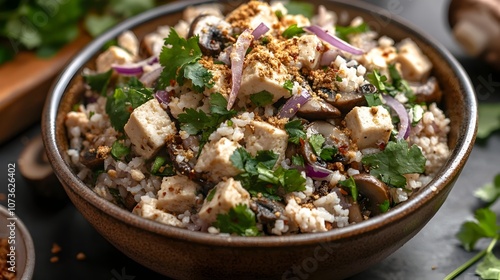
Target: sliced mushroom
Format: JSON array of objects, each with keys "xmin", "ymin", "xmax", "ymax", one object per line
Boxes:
[
  {"xmin": 18, "ymin": 134, "xmax": 67, "ymax": 203},
  {"xmin": 320, "ymin": 88, "xmax": 367, "ymax": 113},
  {"xmin": 250, "ymin": 197, "xmax": 286, "ymax": 226},
  {"xmin": 296, "ymin": 97, "xmax": 341, "ymax": 120},
  {"xmin": 410, "ymin": 76, "xmax": 442, "ymax": 104},
  {"xmin": 80, "ymin": 148, "xmax": 105, "ymax": 170},
  {"xmin": 124, "ymin": 192, "xmax": 138, "ymax": 212},
  {"xmin": 347, "ymin": 200, "xmax": 364, "ymax": 224},
  {"xmin": 188, "ymin": 14, "xmax": 232, "ymax": 56},
  {"xmin": 166, "ymin": 135, "xmax": 214, "ymax": 193},
  {"xmin": 352, "ymin": 173, "xmax": 391, "ymax": 216}
]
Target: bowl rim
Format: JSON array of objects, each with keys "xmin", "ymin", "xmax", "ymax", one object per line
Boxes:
[
  {"xmin": 0, "ymin": 205, "xmax": 35, "ymax": 278},
  {"xmin": 42, "ymin": 0, "xmax": 477, "ymax": 247}
]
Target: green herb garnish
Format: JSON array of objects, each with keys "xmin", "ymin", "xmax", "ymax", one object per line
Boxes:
[
  {"xmin": 250, "ymin": 91, "xmax": 274, "ymax": 107},
  {"xmin": 178, "ymin": 93, "xmax": 236, "ymax": 154},
  {"xmin": 83, "ymin": 69, "xmax": 113, "ymax": 96},
  {"xmin": 105, "ymin": 78, "xmax": 153, "ymax": 132},
  {"xmin": 213, "ymin": 204, "xmax": 259, "ymax": 236},
  {"xmin": 335, "ymin": 22, "xmax": 370, "ymax": 42},
  {"xmin": 284, "ymin": 119, "xmax": 307, "ymax": 144},
  {"xmin": 282, "ymin": 24, "xmax": 305, "ymax": 38},
  {"xmin": 309, "ymin": 134, "xmax": 338, "ymax": 161},
  {"xmin": 284, "ymin": 2, "xmax": 314, "ymax": 18},
  {"xmin": 365, "ymin": 93, "xmax": 383, "ymax": 107},
  {"xmin": 361, "ymin": 139, "xmax": 426, "ymax": 188},
  {"xmin": 283, "ymin": 80, "xmax": 294, "ymax": 93},
  {"xmin": 158, "ymin": 28, "xmax": 213, "ymax": 92},
  {"xmin": 150, "ymin": 156, "xmax": 175, "ymax": 176},
  {"xmin": 110, "ymin": 140, "xmax": 130, "ymax": 160},
  {"xmin": 339, "ymin": 176, "xmax": 358, "ymax": 202},
  {"xmin": 230, "ymin": 148, "xmax": 306, "ymax": 200}
]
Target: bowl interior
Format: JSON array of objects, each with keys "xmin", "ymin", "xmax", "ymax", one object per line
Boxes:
[{"xmin": 43, "ymin": 0, "xmax": 477, "ymax": 246}]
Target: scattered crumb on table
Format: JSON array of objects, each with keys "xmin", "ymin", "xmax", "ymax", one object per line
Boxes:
[
  {"xmin": 50, "ymin": 256, "xmax": 59, "ymax": 263},
  {"xmin": 51, "ymin": 243, "xmax": 62, "ymax": 254},
  {"xmin": 76, "ymin": 252, "xmax": 86, "ymax": 261}
]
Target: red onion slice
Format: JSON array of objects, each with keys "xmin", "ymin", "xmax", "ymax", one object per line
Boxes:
[
  {"xmin": 383, "ymin": 95, "xmax": 411, "ymax": 139},
  {"xmin": 278, "ymin": 88, "xmax": 312, "ymax": 119},
  {"xmin": 227, "ymin": 29, "xmax": 254, "ymax": 110},
  {"xmin": 111, "ymin": 56, "xmax": 159, "ymax": 76},
  {"xmin": 139, "ymin": 66, "xmax": 163, "ymax": 88},
  {"xmin": 305, "ymin": 164, "xmax": 334, "ymax": 180},
  {"xmin": 154, "ymin": 90, "xmax": 170, "ymax": 107},
  {"xmin": 304, "ymin": 25, "xmax": 364, "ymax": 55},
  {"xmin": 251, "ymin": 22, "xmax": 270, "ymax": 39},
  {"xmin": 320, "ymin": 49, "xmax": 340, "ymax": 66}
]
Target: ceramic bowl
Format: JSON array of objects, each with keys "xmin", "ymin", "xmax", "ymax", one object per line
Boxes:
[
  {"xmin": 0, "ymin": 205, "xmax": 35, "ymax": 279},
  {"xmin": 42, "ymin": 0, "xmax": 477, "ymax": 279}
]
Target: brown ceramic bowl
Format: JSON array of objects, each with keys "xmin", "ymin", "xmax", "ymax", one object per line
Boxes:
[
  {"xmin": 0, "ymin": 205, "xmax": 35, "ymax": 279},
  {"xmin": 42, "ymin": 0, "xmax": 477, "ymax": 279}
]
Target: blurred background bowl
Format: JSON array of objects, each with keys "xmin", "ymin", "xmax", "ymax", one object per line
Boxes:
[
  {"xmin": 0, "ymin": 205, "xmax": 35, "ymax": 279},
  {"xmin": 41, "ymin": 0, "xmax": 477, "ymax": 279}
]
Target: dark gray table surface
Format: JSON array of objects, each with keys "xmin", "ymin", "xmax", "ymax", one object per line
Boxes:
[{"xmin": 1, "ymin": 0, "xmax": 500, "ymax": 279}]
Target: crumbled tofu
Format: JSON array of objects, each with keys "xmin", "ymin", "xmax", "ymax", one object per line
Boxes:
[
  {"xmin": 244, "ymin": 120, "xmax": 288, "ymax": 166},
  {"xmin": 156, "ymin": 175, "xmax": 201, "ymax": 214},
  {"xmin": 239, "ymin": 47, "xmax": 291, "ymax": 103},
  {"xmin": 296, "ymin": 35, "xmax": 324, "ymax": 70},
  {"xmin": 345, "ymin": 106, "xmax": 393, "ymax": 150},
  {"xmin": 124, "ymin": 99, "xmax": 177, "ymax": 159},
  {"xmin": 118, "ymin": 31, "xmax": 139, "ymax": 57},
  {"xmin": 360, "ymin": 45, "xmax": 398, "ymax": 72},
  {"xmin": 133, "ymin": 196, "xmax": 185, "ymax": 227},
  {"xmin": 95, "ymin": 46, "xmax": 133, "ymax": 73},
  {"xmin": 65, "ymin": 111, "xmax": 89, "ymax": 131},
  {"xmin": 226, "ymin": 1, "xmax": 280, "ymax": 31},
  {"xmin": 396, "ymin": 38, "xmax": 432, "ymax": 82},
  {"xmin": 198, "ymin": 178, "xmax": 250, "ymax": 224},
  {"xmin": 194, "ymin": 137, "xmax": 242, "ymax": 182}
]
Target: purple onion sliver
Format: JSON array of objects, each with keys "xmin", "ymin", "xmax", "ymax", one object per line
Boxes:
[
  {"xmin": 383, "ymin": 95, "xmax": 410, "ymax": 139},
  {"xmin": 305, "ymin": 164, "xmax": 333, "ymax": 179},
  {"xmin": 251, "ymin": 22, "xmax": 270, "ymax": 40},
  {"xmin": 304, "ymin": 25, "xmax": 364, "ymax": 55},
  {"xmin": 112, "ymin": 64, "xmax": 144, "ymax": 76},
  {"xmin": 139, "ymin": 67, "xmax": 163, "ymax": 88},
  {"xmin": 155, "ymin": 90, "xmax": 170, "ymax": 106},
  {"xmin": 278, "ymin": 89, "xmax": 312, "ymax": 119},
  {"xmin": 227, "ymin": 29, "xmax": 254, "ymax": 110}
]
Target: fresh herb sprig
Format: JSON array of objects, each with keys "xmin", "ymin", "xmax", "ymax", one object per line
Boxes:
[
  {"xmin": 230, "ymin": 148, "xmax": 306, "ymax": 200},
  {"xmin": 445, "ymin": 173, "xmax": 500, "ymax": 280},
  {"xmin": 177, "ymin": 92, "xmax": 236, "ymax": 154},
  {"xmin": 366, "ymin": 65, "xmax": 414, "ymax": 101},
  {"xmin": 213, "ymin": 204, "xmax": 260, "ymax": 236},
  {"xmin": 158, "ymin": 28, "xmax": 213, "ymax": 92}
]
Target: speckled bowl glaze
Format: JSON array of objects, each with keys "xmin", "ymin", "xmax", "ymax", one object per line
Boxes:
[
  {"xmin": 42, "ymin": 0, "xmax": 477, "ymax": 279},
  {"xmin": 0, "ymin": 205, "xmax": 35, "ymax": 279}
]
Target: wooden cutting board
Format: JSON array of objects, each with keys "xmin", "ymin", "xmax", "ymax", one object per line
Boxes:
[{"xmin": 0, "ymin": 33, "xmax": 91, "ymax": 144}]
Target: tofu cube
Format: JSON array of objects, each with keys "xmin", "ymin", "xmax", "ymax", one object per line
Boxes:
[
  {"xmin": 124, "ymin": 99, "xmax": 177, "ymax": 159},
  {"xmin": 156, "ymin": 175, "xmax": 201, "ymax": 214},
  {"xmin": 198, "ymin": 178, "xmax": 251, "ymax": 224},
  {"xmin": 194, "ymin": 137, "xmax": 242, "ymax": 182},
  {"xmin": 133, "ymin": 196, "xmax": 185, "ymax": 227},
  {"xmin": 118, "ymin": 31, "xmax": 139, "ymax": 57},
  {"xmin": 95, "ymin": 46, "xmax": 133, "ymax": 73},
  {"xmin": 244, "ymin": 120, "xmax": 288, "ymax": 166},
  {"xmin": 396, "ymin": 39, "xmax": 432, "ymax": 82},
  {"xmin": 296, "ymin": 35, "xmax": 323, "ymax": 70},
  {"xmin": 239, "ymin": 48, "xmax": 290, "ymax": 103},
  {"xmin": 345, "ymin": 106, "xmax": 393, "ymax": 150}
]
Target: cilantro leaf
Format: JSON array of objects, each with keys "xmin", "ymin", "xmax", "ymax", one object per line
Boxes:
[
  {"xmin": 213, "ymin": 204, "xmax": 259, "ymax": 236},
  {"xmin": 183, "ymin": 62, "xmax": 214, "ymax": 93},
  {"xmin": 456, "ymin": 208, "xmax": 498, "ymax": 251},
  {"xmin": 361, "ymin": 139, "xmax": 426, "ymax": 188},
  {"xmin": 105, "ymin": 79, "xmax": 154, "ymax": 132},
  {"xmin": 366, "ymin": 70, "xmax": 387, "ymax": 92},
  {"xmin": 206, "ymin": 188, "xmax": 217, "ymax": 202},
  {"xmin": 379, "ymin": 200, "xmax": 390, "ymax": 213},
  {"xmin": 178, "ymin": 93, "xmax": 236, "ymax": 153},
  {"xmin": 250, "ymin": 91, "xmax": 274, "ymax": 107},
  {"xmin": 410, "ymin": 104, "xmax": 424, "ymax": 126},
  {"xmin": 150, "ymin": 156, "xmax": 175, "ymax": 176},
  {"xmin": 284, "ymin": 120, "xmax": 306, "ymax": 144},
  {"xmin": 309, "ymin": 134, "xmax": 338, "ymax": 161},
  {"xmin": 282, "ymin": 24, "xmax": 305, "ymax": 38},
  {"xmin": 476, "ymin": 251, "xmax": 500, "ymax": 280},
  {"xmin": 230, "ymin": 148, "xmax": 305, "ymax": 199},
  {"xmin": 477, "ymin": 103, "xmax": 500, "ymax": 140},
  {"xmin": 283, "ymin": 80, "xmax": 294, "ymax": 93},
  {"xmin": 83, "ymin": 69, "xmax": 113, "ymax": 96},
  {"xmin": 365, "ymin": 93, "xmax": 383, "ymax": 107},
  {"xmin": 284, "ymin": 2, "xmax": 314, "ymax": 18},
  {"xmin": 158, "ymin": 28, "xmax": 212, "ymax": 92},
  {"xmin": 292, "ymin": 154, "xmax": 305, "ymax": 167},
  {"xmin": 335, "ymin": 22, "xmax": 370, "ymax": 41},
  {"xmin": 366, "ymin": 66, "xmax": 413, "ymax": 100},
  {"xmin": 111, "ymin": 140, "xmax": 130, "ymax": 160},
  {"xmin": 339, "ymin": 176, "xmax": 358, "ymax": 202},
  {"xmin": 474, "ymin": 174, "xmax": 500, "ymax": 205}
]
